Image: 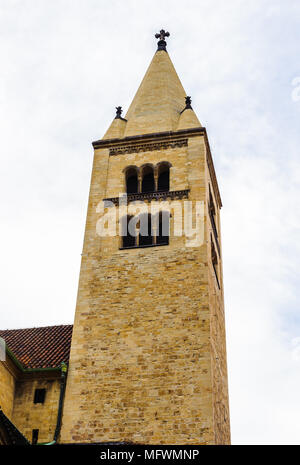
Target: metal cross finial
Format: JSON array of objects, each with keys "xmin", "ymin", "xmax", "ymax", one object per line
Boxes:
[
  {"xmin": 115, "ymin": 106, "xmax": 123, "ymax": 119},
  {"xmin": 155, "ymin": 29, "xmax": 170, "ymax": 52},
  {"xmin": 155, "ymin": 29, "xmax": 170, "ymax": 41}
]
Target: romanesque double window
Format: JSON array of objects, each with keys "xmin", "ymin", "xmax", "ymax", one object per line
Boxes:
[
  {"xmin": 125, "ymin": 162, "xmax": 171, "ymax": 194},
  {"xmin": 121, "ymin": 211, "xmax": 170, "ymax": 249}
]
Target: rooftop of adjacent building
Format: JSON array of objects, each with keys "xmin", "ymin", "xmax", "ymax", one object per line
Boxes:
[{"xmin": 0, "ymin": 324, "xmax": 73, "ymax": 369}]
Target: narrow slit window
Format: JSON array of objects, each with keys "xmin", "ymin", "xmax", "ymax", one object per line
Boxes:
[
  {"xmin": 211, "ymin": 235, "xmax": 220, "ymax": 288},
  {"xmin": 32, "ymin": 429, "xmax": 39, "ymax": 445},
  {"xmin": 209, "ymin": 185, "xmax": 218, "ymax": 238}
]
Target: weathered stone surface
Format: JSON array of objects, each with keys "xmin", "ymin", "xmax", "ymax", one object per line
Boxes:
[
  {"xmin": 124, "ymin": 50, "xmax": 187, "ymax": 137},
  {"xmin": 12, "ymin": 378, "xmax": 60, "ymax": 443},
  {"xmin": 60, "ymin": 130, "xmax": 230, "ymax": 444}
]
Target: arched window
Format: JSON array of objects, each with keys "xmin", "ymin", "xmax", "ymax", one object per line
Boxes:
[
  {"xmin": 157, "ymin": 211, "xmax": 170, "ymax": 245},
  {"xmin": 141, "ymin": 165, "xmax": 155, "ymax": 193},
  {"xmin": 139, "ymin": 213, "xmax": 154, "ymax": 246},
  {"xmin": 157, "ymin": 163, "xmax": 170, "ymax": 191},
  {"xmin": 125, "ymin": 167, "xmax": 138, "ymax": 194},
  {"xmin": 121, "ymin": 215, "xmax": 136, "ymax": 248}
]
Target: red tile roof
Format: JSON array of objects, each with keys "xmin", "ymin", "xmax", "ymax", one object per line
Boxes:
[{"xmin": 0, "ymin": 325, "xmax": 73, "ymax": 369}]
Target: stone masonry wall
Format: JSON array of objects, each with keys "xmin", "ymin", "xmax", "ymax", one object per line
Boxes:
[
  {"xmin": 12, "ymin": 378, "xmax": 60, "ymax": 444},
  {"xmin": 61, "ymin": 245, "xmax": 214, "ymax": 444},
  {"xmin": 60, "ymin": 133, "xmax": 230, "ymax": 444},
  {"xmin": 205, "ymin": 162, "xmax": 231, "ymax": 444}
]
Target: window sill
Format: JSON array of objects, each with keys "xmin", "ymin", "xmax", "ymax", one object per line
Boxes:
[{"xmin": 119, "ymin": 242, "xmax": 169, "ymax": 250}]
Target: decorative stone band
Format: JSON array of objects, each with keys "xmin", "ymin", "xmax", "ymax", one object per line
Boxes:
[
  {"xmin": 109, "ymin": 139, "xmax": 188, "ymax": 156},
  {"xmin": 92, "ymin": 127, "xmax": 222, "ymax": 208},
  {"xmin": 103, "ymin": 189, "xmax": 190, "ymax": 206}
]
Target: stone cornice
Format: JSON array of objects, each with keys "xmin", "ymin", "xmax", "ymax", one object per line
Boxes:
[
  {"xmin": 104, "ymin": 189, "xmax": 190, "ymax": 206},
  {"xmin": 93, "ymin": 126, "xmax": 222, "ymax": 208},
  {"xmin": 92, "ymin": 127, "xmax": 205, "ymax": 150}
]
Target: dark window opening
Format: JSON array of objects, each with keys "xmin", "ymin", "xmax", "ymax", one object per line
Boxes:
[
  {"xmin": 209, "ymin": 185, "xmax": 220, "ymax": 255},
  {"xmin": 122, "ymin": 215, "xmax": 136, "ymax": 248},
  {"xmin": 34, "ymin": 388, "xmax": 46, "ymax": 404},
  {"xmin": 126, "ymin": 168, "xmax": 138, "ymax": 194},
  {"xmin": 139, "ymin": 213, "xmax": 154, "ymax": 246},
  {"xmin": 211, "ymin": 235, "xmax": 220, "ymax": 288},
  {"xmin": 157, "ymin": 164, "xmax": 170, "ymax": 191},
  {"xmin": 32, "ymin": 429, "xmax": 39, "ymax": 445},
  {"xmin": 157, "ymin": 211, "xmax": 170, "ymax": 245},
  {"xmin": 209, "ymin": 186, "xmax": 217, "ymax": 235},
  {"xmin": 141, "ymin": 166, "xmax": 155, "ymax": 193}
]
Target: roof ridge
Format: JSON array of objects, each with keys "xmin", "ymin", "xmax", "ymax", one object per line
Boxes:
[{"xmin": 0, "ymin": 323, "xmax": 73, "ymax": 332}]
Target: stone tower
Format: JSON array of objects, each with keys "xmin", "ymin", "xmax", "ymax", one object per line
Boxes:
[{"xmin": 60, "ymin": 31, "xmax": 230, "ymax": 445}]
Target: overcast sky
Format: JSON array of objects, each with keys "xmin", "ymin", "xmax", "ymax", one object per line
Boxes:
[{"xmin": 1, "ymin": 0, "xmax": 300, "ymax": 445}]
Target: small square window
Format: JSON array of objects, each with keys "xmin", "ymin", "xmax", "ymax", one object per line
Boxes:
[{"xmin": 34, "ymin": 388, "xmax": 46, "ymax": 404}]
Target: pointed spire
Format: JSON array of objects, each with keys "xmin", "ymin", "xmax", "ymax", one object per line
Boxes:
[
  {"xmin": 101, "ymin": 31, "xmax": 202, "ymax": 139},
  {"xmin": 123, "ymin": 45, "xmax": 187, "ymax": 137},
  {"xmin": 177, "ymin": 95, "xmax": 201, "ymax": 130},
  {"xmin": 102, "ymin": 106, "xmax": 127, "ymax": 139}
]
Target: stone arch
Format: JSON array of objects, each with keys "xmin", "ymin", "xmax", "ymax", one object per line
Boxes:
[
  {"xmin": 124, "ymin": 166, "xmax": 139, "ymax": 194},
  {"xmin": 157, "ymin": 161, "xmax": 171, "ymax": 191}
]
